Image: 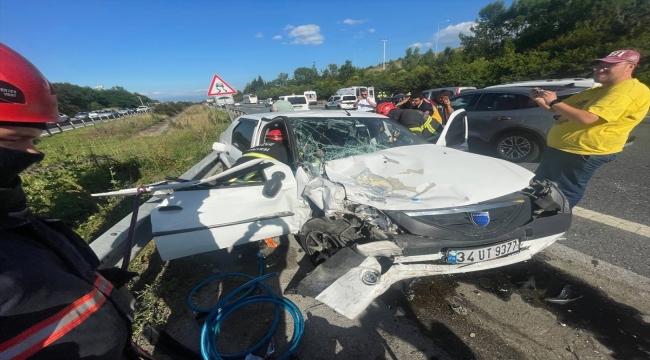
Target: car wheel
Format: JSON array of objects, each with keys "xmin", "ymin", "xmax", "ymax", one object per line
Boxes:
[
  {"xmin": 494, "ymin": 132, "xmax": 541, "ymax": 163},
  {"xmin": 336, "ymin": 105, "xmax": 341, "ymax": 109},
  {"xmin": 325, "ymin": 104, "xmax": 329, "ymax": 109},
  {"xmin": 298, "ymin": 218, "xmax": 360, "ymax": 265}
]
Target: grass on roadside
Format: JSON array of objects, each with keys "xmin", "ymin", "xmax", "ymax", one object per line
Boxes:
[{"xmin": 22, "ymin": 105, "xmax": 230, "ymax": 240}]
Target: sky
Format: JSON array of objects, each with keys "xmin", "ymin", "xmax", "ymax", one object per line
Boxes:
[{"xmin": 0, "ymin": 0, "xmax": 513, "ymax": 102}]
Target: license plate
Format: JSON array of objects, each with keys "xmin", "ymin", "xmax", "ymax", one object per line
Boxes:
[{"xmin": 446, "ymin": 239, "xmax": 520, "ymax": 264}]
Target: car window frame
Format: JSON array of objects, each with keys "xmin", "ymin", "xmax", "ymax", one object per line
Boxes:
[
  {"xmin": 449, "ymin": 93, "xmax": 480, "ymax": 111},
  {"xmin": 231, "ymin": 119, "xmax": 258, "ymax": 151}
]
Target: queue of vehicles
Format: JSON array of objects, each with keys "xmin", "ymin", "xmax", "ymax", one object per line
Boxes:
[{"xmin": 233, "ymin": 79, "xmax": 607, "ymax": 163}]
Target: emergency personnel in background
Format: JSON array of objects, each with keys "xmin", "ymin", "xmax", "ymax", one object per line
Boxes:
[
  {"xmin": 395, "ymin": 91, "xmax": 443, "ymax": 123},
  {"xmin": 376, "ymin": 102, "xmax": 442, "ymax": 140},
  {"xmin": 0, "ymin": 43, "xmax": 141, "ymax": 358}
]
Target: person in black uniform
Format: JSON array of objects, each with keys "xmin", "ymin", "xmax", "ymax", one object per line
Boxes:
[
  {"xmin": 0, "ymin": 43, "xmax": 141, "ymax": 359},
  {"xmin": 376, "ymin": 102, "xmax": 441, "ymax": 140},
  {"xmin": 229, "ymin": 129, "xmax": 290, "ymax": 182}
]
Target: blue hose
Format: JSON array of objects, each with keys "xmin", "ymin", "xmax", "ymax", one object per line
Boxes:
[{"xmin": 187, "ymin": 252, "xmax": 305, "ymax": 360}]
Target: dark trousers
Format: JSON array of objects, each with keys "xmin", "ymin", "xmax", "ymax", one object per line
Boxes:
[{"xmin": 533, "ymin": 147, "xmax": 619, "ymax": 208}]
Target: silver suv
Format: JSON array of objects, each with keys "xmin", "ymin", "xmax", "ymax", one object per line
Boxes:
[{"xmin": 450, "ymin": 87, "xmax": 584, "ymax": 162}]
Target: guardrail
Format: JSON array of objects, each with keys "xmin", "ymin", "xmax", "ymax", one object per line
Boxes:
[
  {"xmin": 47, "ymin": 110, "xmax": 153, "ymax": 135},
  {"xmin": 90, "ymin": 150, "xmax": 225, "ymax": 269},
  {"xmin": 90, "ymin": 107, "xmax": 247, "ymax": 269}
]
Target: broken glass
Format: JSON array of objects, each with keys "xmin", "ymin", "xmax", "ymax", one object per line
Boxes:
[{"xmin": 289, "ymin": 116, "xmax": 425, "ymax": 177}]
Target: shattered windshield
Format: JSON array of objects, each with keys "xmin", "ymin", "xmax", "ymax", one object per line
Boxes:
[{"xmin": 290, "ymin": 116, "xmax": 426, "ymax": 177}]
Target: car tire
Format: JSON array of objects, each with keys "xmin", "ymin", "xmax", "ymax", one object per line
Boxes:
[
  {"xmin": 494, "ymin": 132, "xmax": 541, "ymax": 163},
  {"xmin": 298, "ymin": 217, "xmax": 361, "ymax": 265},
  {"xmin": 325, "ymin": 104, "xmax": 329, "ymax": 109},
  {"xmin": 336, "ymin": 105, "xmax": 341, "ymax": 109}
]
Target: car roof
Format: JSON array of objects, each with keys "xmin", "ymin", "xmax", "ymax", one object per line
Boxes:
[
  {"xmin": 453, "ymin": 86, "xmax": 584, "ymax": 96},
  {"xmin": 485, "ymin": 78, "xmax": 597, "ymax": 89}
]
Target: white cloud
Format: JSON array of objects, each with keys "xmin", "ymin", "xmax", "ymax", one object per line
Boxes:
[
  {"xmin": 273, "ymin": 35, "xmax": 282, "ymax": 40},
  {"xmin": 434, "ymin": 21, "xmax": 476, "ymax": 44},
  {"xmin": 284, "ymin": 24, "xmax": 295, "ymax": 31},
  {"xmin": 288, "ymin": 24, "xmax": 324, "ymax": 45},
  {"xmin": 343, "ymin": 19, "xmax": 366, "ymax": 25},
  {"xmin": 367, "ymin": 28, "xmax": 375, "ymax": 33},
  {"xmin": 152, "ymin": 91, "xmax": 162, "ymax": 95},
  {"xmin": 194, "ymin": 89, "xmax": 207, "ymax": 92},
  {"xmin": 255, "ymin": 32, "xmax": 264, "ymax": 38},
  {"xmin": 408, "ymin": 43, "xmax": 432, "ymax": 49}
]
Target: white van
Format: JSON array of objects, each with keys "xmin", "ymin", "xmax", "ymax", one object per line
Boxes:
[
  {"xmin": 304, "ymin": 91, "xmax": 317, "ymax": 105},
  {"xmin": 243, "ymin": 94, "xmax": 258, "ymax": 104},
  {"xmin": 279, "ymin": 95, "xmax": 310, "ymax": 110},
  {"xmin": 335, "ymin": 86, "xmax": 375, "ymax": 98}
]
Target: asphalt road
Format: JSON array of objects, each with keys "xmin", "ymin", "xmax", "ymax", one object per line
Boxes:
[{"xmin": 235, "ymin": 103, "xmax": 650, "ymax": 277}]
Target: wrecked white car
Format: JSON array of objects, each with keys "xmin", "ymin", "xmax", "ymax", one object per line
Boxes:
[{"xmin": 100, "ymin": 110, "xmax": 572, "ymax": 319}]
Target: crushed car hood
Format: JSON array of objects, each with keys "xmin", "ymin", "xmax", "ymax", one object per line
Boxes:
[{"xmin": 324, "ymin": 144, "xmax": 533, "ymax": 211}]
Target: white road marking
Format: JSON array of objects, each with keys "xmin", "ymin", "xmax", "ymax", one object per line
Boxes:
[{"xmin": 573, "ymin": 206, "xmax": 650, "ymax": 238}]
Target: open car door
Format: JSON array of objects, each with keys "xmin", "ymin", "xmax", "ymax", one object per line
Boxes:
[{"xmin": 151, "ymin": 160, "xmax": 310, "ymax": 260}]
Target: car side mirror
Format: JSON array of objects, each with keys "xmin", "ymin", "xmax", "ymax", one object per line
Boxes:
[
  {"xmin": 262, "ymin": 171, "xmax": 286, "ymax": 198},
  {"xmin": 212, "ymin": 142, "xmax": 227, "ymax": 152}
]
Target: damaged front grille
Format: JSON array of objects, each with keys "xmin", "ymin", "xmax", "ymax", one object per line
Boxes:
[{"xmin": 385, "ymin": 192, "xmax": 532, "ymax": 241}]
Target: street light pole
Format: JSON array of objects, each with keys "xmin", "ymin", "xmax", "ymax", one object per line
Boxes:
[
  {"xmin": 435, "ymin": 19, "xmax": 450, "ymax": 54},
  {"xmin": 380, "ymin": 39, "xmax": 388, "ymax": 70}
]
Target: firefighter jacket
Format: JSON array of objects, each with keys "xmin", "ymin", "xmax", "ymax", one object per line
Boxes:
[
  {"xmin": 387, "ymin": 108, "xmax": 442, "ymax": 139},
  {"xmin": 0, "ymin": 182, "xmax": 135, "ymax": 359}
]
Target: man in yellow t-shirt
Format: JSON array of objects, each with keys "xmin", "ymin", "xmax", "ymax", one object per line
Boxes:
[{"xmin": 529, "ymin": 49, "xmax": 650, "ymax": 208}]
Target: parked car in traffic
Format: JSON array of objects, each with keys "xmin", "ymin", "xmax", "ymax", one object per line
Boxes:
[
  {"xmin": 106, "ymin": 110, "xmax": 570, "ymax": 320},
  {"xmin": 137, "ymin": 106, "xmax": 149, "ymax": 112},
  {"xmin": 88, "ymin": 110, "xmax": 100, "ymax": 119},
  {"xmin": 325, "ymin": 95, "xmax": 356, "ymax": 110},
  {"xmin": 423, "ymin": 87, "xmax": 477, "ymax": 101},
  {"xmin": 450, "ymin": 87, "xmax": 584, "ymax": 162},
  {"xmin": 279, "ymin": 95, "xmax": 309, "ymax": 110},
  {"xmin": 485, "ymin": 78, "xmax": 598, "ymax": 91},
  {"xmin": 75, "ymin": 111, "xmax": 90, "ymax": 120},
  {"xmin": 118, "ymin": 108, "xmax": 130, "ymax": 115},
  {"xmin": 58, "ymin": 113, "xmax": 70, "ymax": 122},
  {"xmin": 97, "ymin": 109, "xmax": 119, "ymax": 118}
]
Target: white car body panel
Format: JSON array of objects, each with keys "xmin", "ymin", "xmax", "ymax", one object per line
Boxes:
[
  {"xmin": 315, "ymin": 233, "xmax": 561, "ymax": 319},
  {"xmin": 324, "ymin": 144, "xmax": 533, "ymax": 211},
  {"xmin": 151, "ymin": 161, "xmax": 311, "ymax": 260}
]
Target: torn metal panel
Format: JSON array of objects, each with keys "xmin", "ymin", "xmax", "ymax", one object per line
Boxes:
[
  {"xmin": 325, "ymin": 144, "xmax": 533, "ymax": 211},
  {"xmin": 299, "ymin": 233, "xmax": 562, "ymax": 319},
  {"xmin": 303, "ymin": 177, "xmax": 346, "ymax": 212}
]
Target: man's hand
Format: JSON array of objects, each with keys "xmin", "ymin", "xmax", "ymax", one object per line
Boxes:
[
  {"xmin": 539, "ymin": 89, "xmax": 558, "ymax": 104},
  {"xmin": 530, "ymin": 87, "xmax": 549, "ymax": 108}
]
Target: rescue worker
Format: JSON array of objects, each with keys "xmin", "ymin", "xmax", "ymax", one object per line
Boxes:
[
  {"xmin": 376, "ymin": 102, "xmax": 442, "ymax": 140},
  {"xmin": 230, "ymin": 129, "xmax": 289, "ymax": 182},
  {"xmin": 233, "ymin": 129, "xmax": 288, "ymax": 165},
  {"xmin": 0, "ymin": 43, "xmax": 139, "ymax": 359}
]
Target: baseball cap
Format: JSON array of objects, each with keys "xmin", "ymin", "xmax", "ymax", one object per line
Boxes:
[
  {"xmin": 592, "ymin": 50, "xmax": 641, "ymax": 64},
  {"xmin": 272, "ymin": 95, "xmax": 279, "ymax": 101}
]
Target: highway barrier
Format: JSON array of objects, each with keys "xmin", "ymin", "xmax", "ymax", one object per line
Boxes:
[{"xmin": 46, "ymin": 109, "xmax": 153, "ymax": 135}]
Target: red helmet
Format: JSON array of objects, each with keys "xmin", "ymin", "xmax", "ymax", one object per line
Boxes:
[
  {"xmin": 266, "ymin": 129, "xmax": 283, "ymax": 141},
  {"xmin": 376, "ymin": 102, "xmax": 396, "ymax": 116},
  {"xmin": 0, "ymin": 43, "xmax": 60, "ymax": 123}
]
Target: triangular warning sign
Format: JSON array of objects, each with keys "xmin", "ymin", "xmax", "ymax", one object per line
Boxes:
[{"xmin": 207, "ymin": 74, "xmax": 236, "ymax": 96}]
